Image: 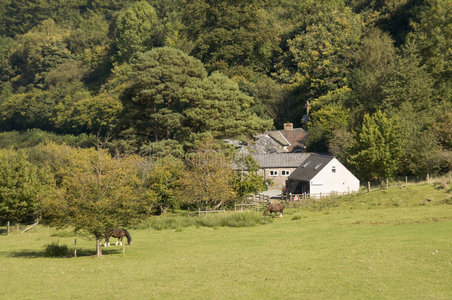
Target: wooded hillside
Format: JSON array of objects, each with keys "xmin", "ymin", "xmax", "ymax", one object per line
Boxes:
[{"xmin": 0, "ymin": 0, "xmax": 451, "ymax": 180}]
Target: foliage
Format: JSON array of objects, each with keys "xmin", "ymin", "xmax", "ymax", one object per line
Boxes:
[
  {"xmin": 113, "ymin": 1, "xmax": 164, "ymax": 63},
  {"xmin": 179, "ymin": 146, "xmax": 236, "ymax": 210},
  {"xmin": 143, "ymin": 156, "xmax": 184, "ymax": 214},
  {"xmin": 232, "ymin": 155, "xmax": 267, "ymax": 198},
  {"xmin": 0, "ymin": 129, "xmax": 95, "ymax": 149},
  {"xmin": 41, "ymin": 144, "xmax": 153, "ymax": 255},
  {"xmin": 182, "ymin": 0, "xmax": 280, "ymax": 73},
  {"xmin": 44, "ymin": 241, "xmax": 68, "ymax": 257},
  {"xmin": 119, "ymin": 47, "xmax": 271, "ymax": 146},
  {"xmin": 349, "ymin": 110, "xmax": 403, "ymax": 181},
  {"xmin": 0, "ymin": 149, "xmax": 55, "ymax": 224},
  {"xmin": 0, "ymin": 0, "xmax": 450, "ymax": 179},
  {"xmin": 406, "ymin": 0, "xmax": 452, "ymax": 92}
]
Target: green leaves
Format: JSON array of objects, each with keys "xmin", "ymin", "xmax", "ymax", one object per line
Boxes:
[
  {"xmin": 120, "ymin": 47, "xmax": 271, "ymax": 146},
  {"xmin": 113, "ymin": 1, "xmax": 164, "ymax": 63},
  {"xmin": 0, "ymin": 149, "xmax": 54, "ymax": 223},
  {"xmin": 349, "ymin": 110, "xmax": 403, "ymax": 181}
]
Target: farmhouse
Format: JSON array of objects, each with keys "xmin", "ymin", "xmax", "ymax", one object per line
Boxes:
[
  {"xmin": 251, "ymin": 153, "xmax": 309, "ymax": 189},
  {"xmin": 286, "ymin": 153, "xmax": 359, "ymax": 198},
  {"xmin": 249, "ymin": 122, "xmax": 308, "ymax": 154}
]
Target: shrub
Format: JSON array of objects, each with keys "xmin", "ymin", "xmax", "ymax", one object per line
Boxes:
[{"xmin": 44, "ymin": 242, "xmax": 68, "ymax": 257}]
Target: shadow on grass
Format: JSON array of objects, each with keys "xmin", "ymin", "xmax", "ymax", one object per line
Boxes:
[{"xmin": 5, "ymin": 247, "xmax": 123, "ymax": 258}]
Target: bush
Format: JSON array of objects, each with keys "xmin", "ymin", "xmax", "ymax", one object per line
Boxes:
[{"xmin": 44, "ymin": 242, "xmax": 68, "ymax": 257}]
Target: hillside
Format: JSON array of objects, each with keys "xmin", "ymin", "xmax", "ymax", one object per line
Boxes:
[
  {"xmin": 0, "ymin": 0, "xmax": 450, "ymax": 181},
  {"xmin": 1, "ymin": 182, "xmax": 451, "ymax": 299}
]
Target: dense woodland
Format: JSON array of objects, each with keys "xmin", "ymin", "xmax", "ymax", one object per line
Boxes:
[{"xmin": 0, "ymin": 0, "xmax": 451, "ymax": 229}]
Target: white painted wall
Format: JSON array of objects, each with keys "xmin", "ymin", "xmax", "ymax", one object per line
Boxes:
[{"xmin": 310, "ymin": 158, "xmax": 359, "ymax": 197}]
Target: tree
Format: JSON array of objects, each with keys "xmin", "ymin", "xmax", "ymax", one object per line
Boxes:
[
  {"xmin": 144, "ymin": 156, "xmax": 184, "ymax": 214},
  {"xmin": 113, "ymin": 1, "xmax": 164, "ymax": 63},
  {"xmin": 381, "ymin": 46, "xmax": 435, "ymax": 113},
  {"xmin": 0, "ymin": 149, "xmax": 54, "ymax": 225},
  {"xmin": 42, "ymin": 144, "xmax": 153, "ymax": 256},
  {"xmin": 348, "ymin": 27, "xmax": 396, "ymax": 115},
  {"xmin": 182, "ymin": 0, "xmax": 280, "ymax": 73},
  {"xmin": 0, "ymin": 89, "xmax": 54, "ymax": 131},
  {"xmin": 406, "ymin": 0, "xmax": 451, "ymax": 93},
  {"xmin": 181, "ymin": 71, "xmax": 273, "ymax": 140},
  {"xmin": 119, "ymin": 47, "xmax": 271, "ymax": 148},
  {"xmin": 232, "ymin": 155, "xmax": 267, "ymax": 199},
  {"xmin": 277, "ymin": 4, "xmax": 362, "ymax": 95},
  {"xmin": 178, "ymin": 144, "xmax": 236, "ymax": 210},
  {"xmin": 349, "ymin": 110, "xmax": 403, "ymax": 181},
  {"xmin": 119, "ymin": 47, "xmax": 206, "ymax": 145},
  {"xmin": 276, "ymin": 3, "xmax": 362, "ymax": 124},
  {"xmin": 8, "ymin": 19, "xmax": 72, "ymax": 89}
]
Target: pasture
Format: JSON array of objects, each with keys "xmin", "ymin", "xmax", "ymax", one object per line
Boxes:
[{"xmin": 1, "ymin": 183, "xmax": 451, "ymax": 299}]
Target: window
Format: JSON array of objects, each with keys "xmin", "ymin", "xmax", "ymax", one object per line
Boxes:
[
  {"xmin": 302, "ymin": 161, "xmax": 311, "ymax": 168},
  {"xmin": 332, "ymin": 166, "xmax": 336, "ymax": 173},
  {"xmin": 269, "ymin": 170, "xmax": 278, "ymax": 176},
  {"xmin": 282, "ymin": 170, "xmax": 290, "ymax": 176},
  {"xmin": 314, "ymin": 163, "xmax": 322, "ymax": 170}
]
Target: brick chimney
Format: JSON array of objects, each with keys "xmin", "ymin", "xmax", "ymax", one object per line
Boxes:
[{"xmin": 283, "ymin": 122, "xmax": 293, "ymax": 131}]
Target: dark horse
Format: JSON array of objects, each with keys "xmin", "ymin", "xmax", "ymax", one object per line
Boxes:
[
  {"xmin": 263, "ymin": 203, "xmax": 284, "ymax": 218},
  {"xmin": 104, "ymin": 229, "xmax": 132, "ymax": 247}
]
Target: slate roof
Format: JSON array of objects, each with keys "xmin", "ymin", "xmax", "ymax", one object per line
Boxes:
[
  {"xmin": 287, "ymin": 153, "xmax": 334, "ymax": 181},
  {"xmin": 279, "ymin": 128, "xmax": 308, "ymax": 152},
  {"xmin": 247, "ymin": 127, "xmax": 308, "ymax": 154},
  {"xmin": 252, "ymin": 153, "xmax": 310, "ymax": 168}
]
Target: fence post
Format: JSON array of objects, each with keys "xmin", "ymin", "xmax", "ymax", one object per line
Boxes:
[
  {"xmin": 427, "ymin": 173, "xmax": 430, "ymax": 184},
  {"xmin": 405, "ymin": 176, "xmax": 408, "ymax": 184},
  {"xmin": 74, "ymin": 239, "xmax": 77, "ymax": 258},
  {"xmin": 367, "ymin": 182, "xmax": 370, "ymax": 192},
  {"xmin": 7, "ymin": 221, "xmax": 9, "ymax": 236},
  {"xmin": 386, "ymin": 178, "xmax": 389, "ymax": 189}
]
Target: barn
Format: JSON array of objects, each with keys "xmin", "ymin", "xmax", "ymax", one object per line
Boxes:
[{"xmin": 286, "ymin": 153, "xmax": 360, "ymax": 198}]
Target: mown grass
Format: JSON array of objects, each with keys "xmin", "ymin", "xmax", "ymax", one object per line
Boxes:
[{"xmin": 0, "ymin": 183, "xmax": 451, "ymax": 299}]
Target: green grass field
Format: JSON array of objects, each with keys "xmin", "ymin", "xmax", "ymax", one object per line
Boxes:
[{"xmin": 1, "ymin": 183, "xmax": 451, "ymax": 299}]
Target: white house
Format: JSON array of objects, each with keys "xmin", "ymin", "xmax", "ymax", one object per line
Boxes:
[{"xmin": 286, "ymin": 153, "xmax": 359, "ymax": 198}]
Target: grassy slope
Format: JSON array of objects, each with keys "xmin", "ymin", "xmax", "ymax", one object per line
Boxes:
[{"xmin": 0, "ymin": 183, "xmax": 451, "ymax": 299}]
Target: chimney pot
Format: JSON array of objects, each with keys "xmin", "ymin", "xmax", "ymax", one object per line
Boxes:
[{"xmin": 283, "ymin": 122, "xmax": 293, "ymax": 131}]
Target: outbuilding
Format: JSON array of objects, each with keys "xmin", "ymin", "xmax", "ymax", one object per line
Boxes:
[{"xmin": 286, "ymin": 153, "xmax": 359, "ymax": 198}]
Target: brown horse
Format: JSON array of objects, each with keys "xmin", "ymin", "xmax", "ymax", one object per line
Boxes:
[
  {"xmin": 263, "ymin": 203, "xmax": 284, "ymax": 218},
  {"xmin": 104, "ymin": 229, "xmax": 132, "ymax": 247}
]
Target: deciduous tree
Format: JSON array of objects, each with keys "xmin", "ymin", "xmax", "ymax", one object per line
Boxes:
[
  {"xmin": 349, "ymin": 110, "xmax": 403, "ymax": 181},
  {"xmin": 42, "ymin": 144, "xmax": 152, "ymax": 256}
]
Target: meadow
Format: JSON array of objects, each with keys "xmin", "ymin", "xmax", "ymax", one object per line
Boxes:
[{"xmin": 1, "ymin": 183, "xmax": 451, "ymax": 299}]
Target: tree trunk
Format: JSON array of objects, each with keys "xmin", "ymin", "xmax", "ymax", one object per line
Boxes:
[{"xmin": 96, "ymin": 239, "xmax": 103, "ymax": 257}]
